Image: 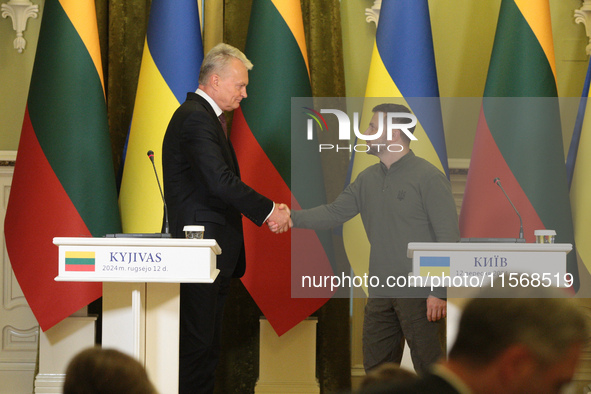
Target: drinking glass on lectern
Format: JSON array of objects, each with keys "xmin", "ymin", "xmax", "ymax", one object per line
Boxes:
[
  {"xmin": 534, "ymin": 229, "xmax": 555, "ymax": 244},
  {"xmin": 184, "ymin": 225, "xmax": 204, "ymax": 239}
]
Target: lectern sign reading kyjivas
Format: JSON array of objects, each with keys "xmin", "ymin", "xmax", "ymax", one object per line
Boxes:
[{"xmin": 54, "ymin": 237, "xmax": 220, "ymax": 283}]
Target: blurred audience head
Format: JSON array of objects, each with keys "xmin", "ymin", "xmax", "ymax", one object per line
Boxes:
[
  {"xmin": 448, "ymin": 286, "xmax": 588, "ymax": 394},
  {"xmin": 63, "ymin": 347, "xmax": 158, "ymax": 394},
  {"xmin": 360, "ymin": 362, "xmax": 417, "ymax": 390}
]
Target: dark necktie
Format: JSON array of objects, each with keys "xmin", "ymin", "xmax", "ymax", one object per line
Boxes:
[{"xmin": 219, "ymin": 113, "xmax": 227, "ymax": 137}]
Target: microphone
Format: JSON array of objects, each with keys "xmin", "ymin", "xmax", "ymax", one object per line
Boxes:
[
  {"xmin": 104, "ymin": 152, "xmax": 172, "ymax": 238},
  {"xmin": 147, "ymin": 150, "xmax": 170, "ymax": 235},
  {"xmin": 493, "ymin": 177, "xmax": 525, "ymax": 241}
]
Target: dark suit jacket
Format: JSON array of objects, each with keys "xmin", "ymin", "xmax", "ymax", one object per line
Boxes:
[
  {"xmin": 162, "ymin": 92, "xmax": 273, "ymax": 278},
  {"xmin": 361, "ymin": 372, "xmax": 460, "ymax": 394}
]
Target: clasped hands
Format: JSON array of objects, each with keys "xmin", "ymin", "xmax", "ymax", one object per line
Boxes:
[{"xmin": 267, "ymin": 203, "xmax": 292, "ymax": 234}]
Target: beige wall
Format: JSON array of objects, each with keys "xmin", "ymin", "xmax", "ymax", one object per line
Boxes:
[
  {"xmin": 0, "ymin": 0, "xmax": 44, "ymax": 151},
  {"xmin": 0, "ymin": 0, "xmax": 588, "ymax": 156}
]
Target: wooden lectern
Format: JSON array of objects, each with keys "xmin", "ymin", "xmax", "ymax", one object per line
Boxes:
[{"xmin": 54, "ymin": 237, "xmax": 220, "ymax": 394}]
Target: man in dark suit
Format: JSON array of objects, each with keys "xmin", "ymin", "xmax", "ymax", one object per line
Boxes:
[
  {"xmin": 162, "ymin": 43, "xmax": 290, "ymax": 394},
  {"xmin": 360, "ymin": 287, "xmax": 587, "ymax": 394}
]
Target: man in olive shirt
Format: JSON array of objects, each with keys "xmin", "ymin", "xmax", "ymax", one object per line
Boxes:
[{"xmin": 276, "ymin": 104, "xmax": 459, "ymax": 374}]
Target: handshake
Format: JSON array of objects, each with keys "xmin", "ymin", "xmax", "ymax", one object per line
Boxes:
[{"xmin": 267, "ymin": 203, "xmax": 293, "ymax": 234}]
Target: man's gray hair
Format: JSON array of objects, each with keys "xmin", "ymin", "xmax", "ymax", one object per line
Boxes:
[
  {"xmin": 449, "ymin": 286, "xmax": 588, "ymax": 365},
  {"xmin": 198, "ymin": 43, "xmax": 253, "ymax": 85}
]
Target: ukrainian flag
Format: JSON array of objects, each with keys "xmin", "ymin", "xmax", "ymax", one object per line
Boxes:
[
  {"xmin": 119, "ymin": 0, "xmax": 203, "ymax": 233},
  {"xmin": 343, "ymin": 0, "xmax": 448, "ymax": 290},
  {"xmin": 419, "ymin": 256, "xmax": 450, "ymax": 277},
  {"xmin": 567, "ymin": 59, "xmax": 591, "ymax": 284}
]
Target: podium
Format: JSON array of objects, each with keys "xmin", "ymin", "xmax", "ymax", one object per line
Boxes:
[
  {"xmin": 407, "ymin": 242, "xmax": 572, "ymax": 289},
  {"xmin": 54, "ymin": 237, "xmax": 220, "ymax": 394},
  {"xmin": 408, "ymin": 242, "xmax": 572, "ymax": 352}
]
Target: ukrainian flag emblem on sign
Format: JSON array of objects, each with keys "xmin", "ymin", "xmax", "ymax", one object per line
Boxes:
[
  {"xmin": 420, "ymin": 256, "xmax": 450, "ymax": 277},
  {"xmin": 65, "ymin": 251, "xmax": 96, "ymax": 272}
]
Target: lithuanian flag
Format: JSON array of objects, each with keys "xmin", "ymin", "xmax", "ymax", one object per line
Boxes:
[
  {"xmin": 459, "ymin": 0, "xmax": 578, "ymax": 290},
  {"xmin": 65, "ymin": 251, "xmax": 96, "ymax": 272},
  {"xmin": 231, "ymin": 0, "xmax": 334, "ymax": 336},
  {"xmin": 4, "ymin": 0, "xmax": 121, "ymax": 331}
]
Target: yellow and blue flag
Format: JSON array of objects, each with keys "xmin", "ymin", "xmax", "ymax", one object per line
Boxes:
[
  {"xmin": 343, "ymin": 0, "xmax": 448, "ymax": 286},
  {"xmin": 419, "ymin": 256, "xmax": 450, "ymax": 277},
  {"xmin": 567, "ymin": 58, "xmax": 591, "ymax": 283},
  {"xmin": 119, "ymin": 0, "xmax": 203, "ymax": 233}
]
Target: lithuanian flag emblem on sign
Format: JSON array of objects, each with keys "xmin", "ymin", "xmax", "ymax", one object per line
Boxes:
[{"xmin": 65, "ymin": 251, "xmax": 96, "ymax": 272}]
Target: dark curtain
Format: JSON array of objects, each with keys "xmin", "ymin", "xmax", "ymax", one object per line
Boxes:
[
  {"xmin": 97, "ymin": 1, "xmax": 349, "ymax": 392},
  {"xmin": 96, "ymin": 0, "xmax": 150, "ymax": 172}
]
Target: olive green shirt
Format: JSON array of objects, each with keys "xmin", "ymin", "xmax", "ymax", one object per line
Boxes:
[{"xmin": 292, "ymin": 150, "xmax": 460, "ymax": 296}]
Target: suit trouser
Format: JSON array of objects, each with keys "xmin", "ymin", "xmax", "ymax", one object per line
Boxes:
[
  {"xmin": 179, "ymin": 275, "xmax": 231, "ymax": 394},
  {"xmin": 362, "ymin": 298, "xmax": 444, "ymax": 374}
]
